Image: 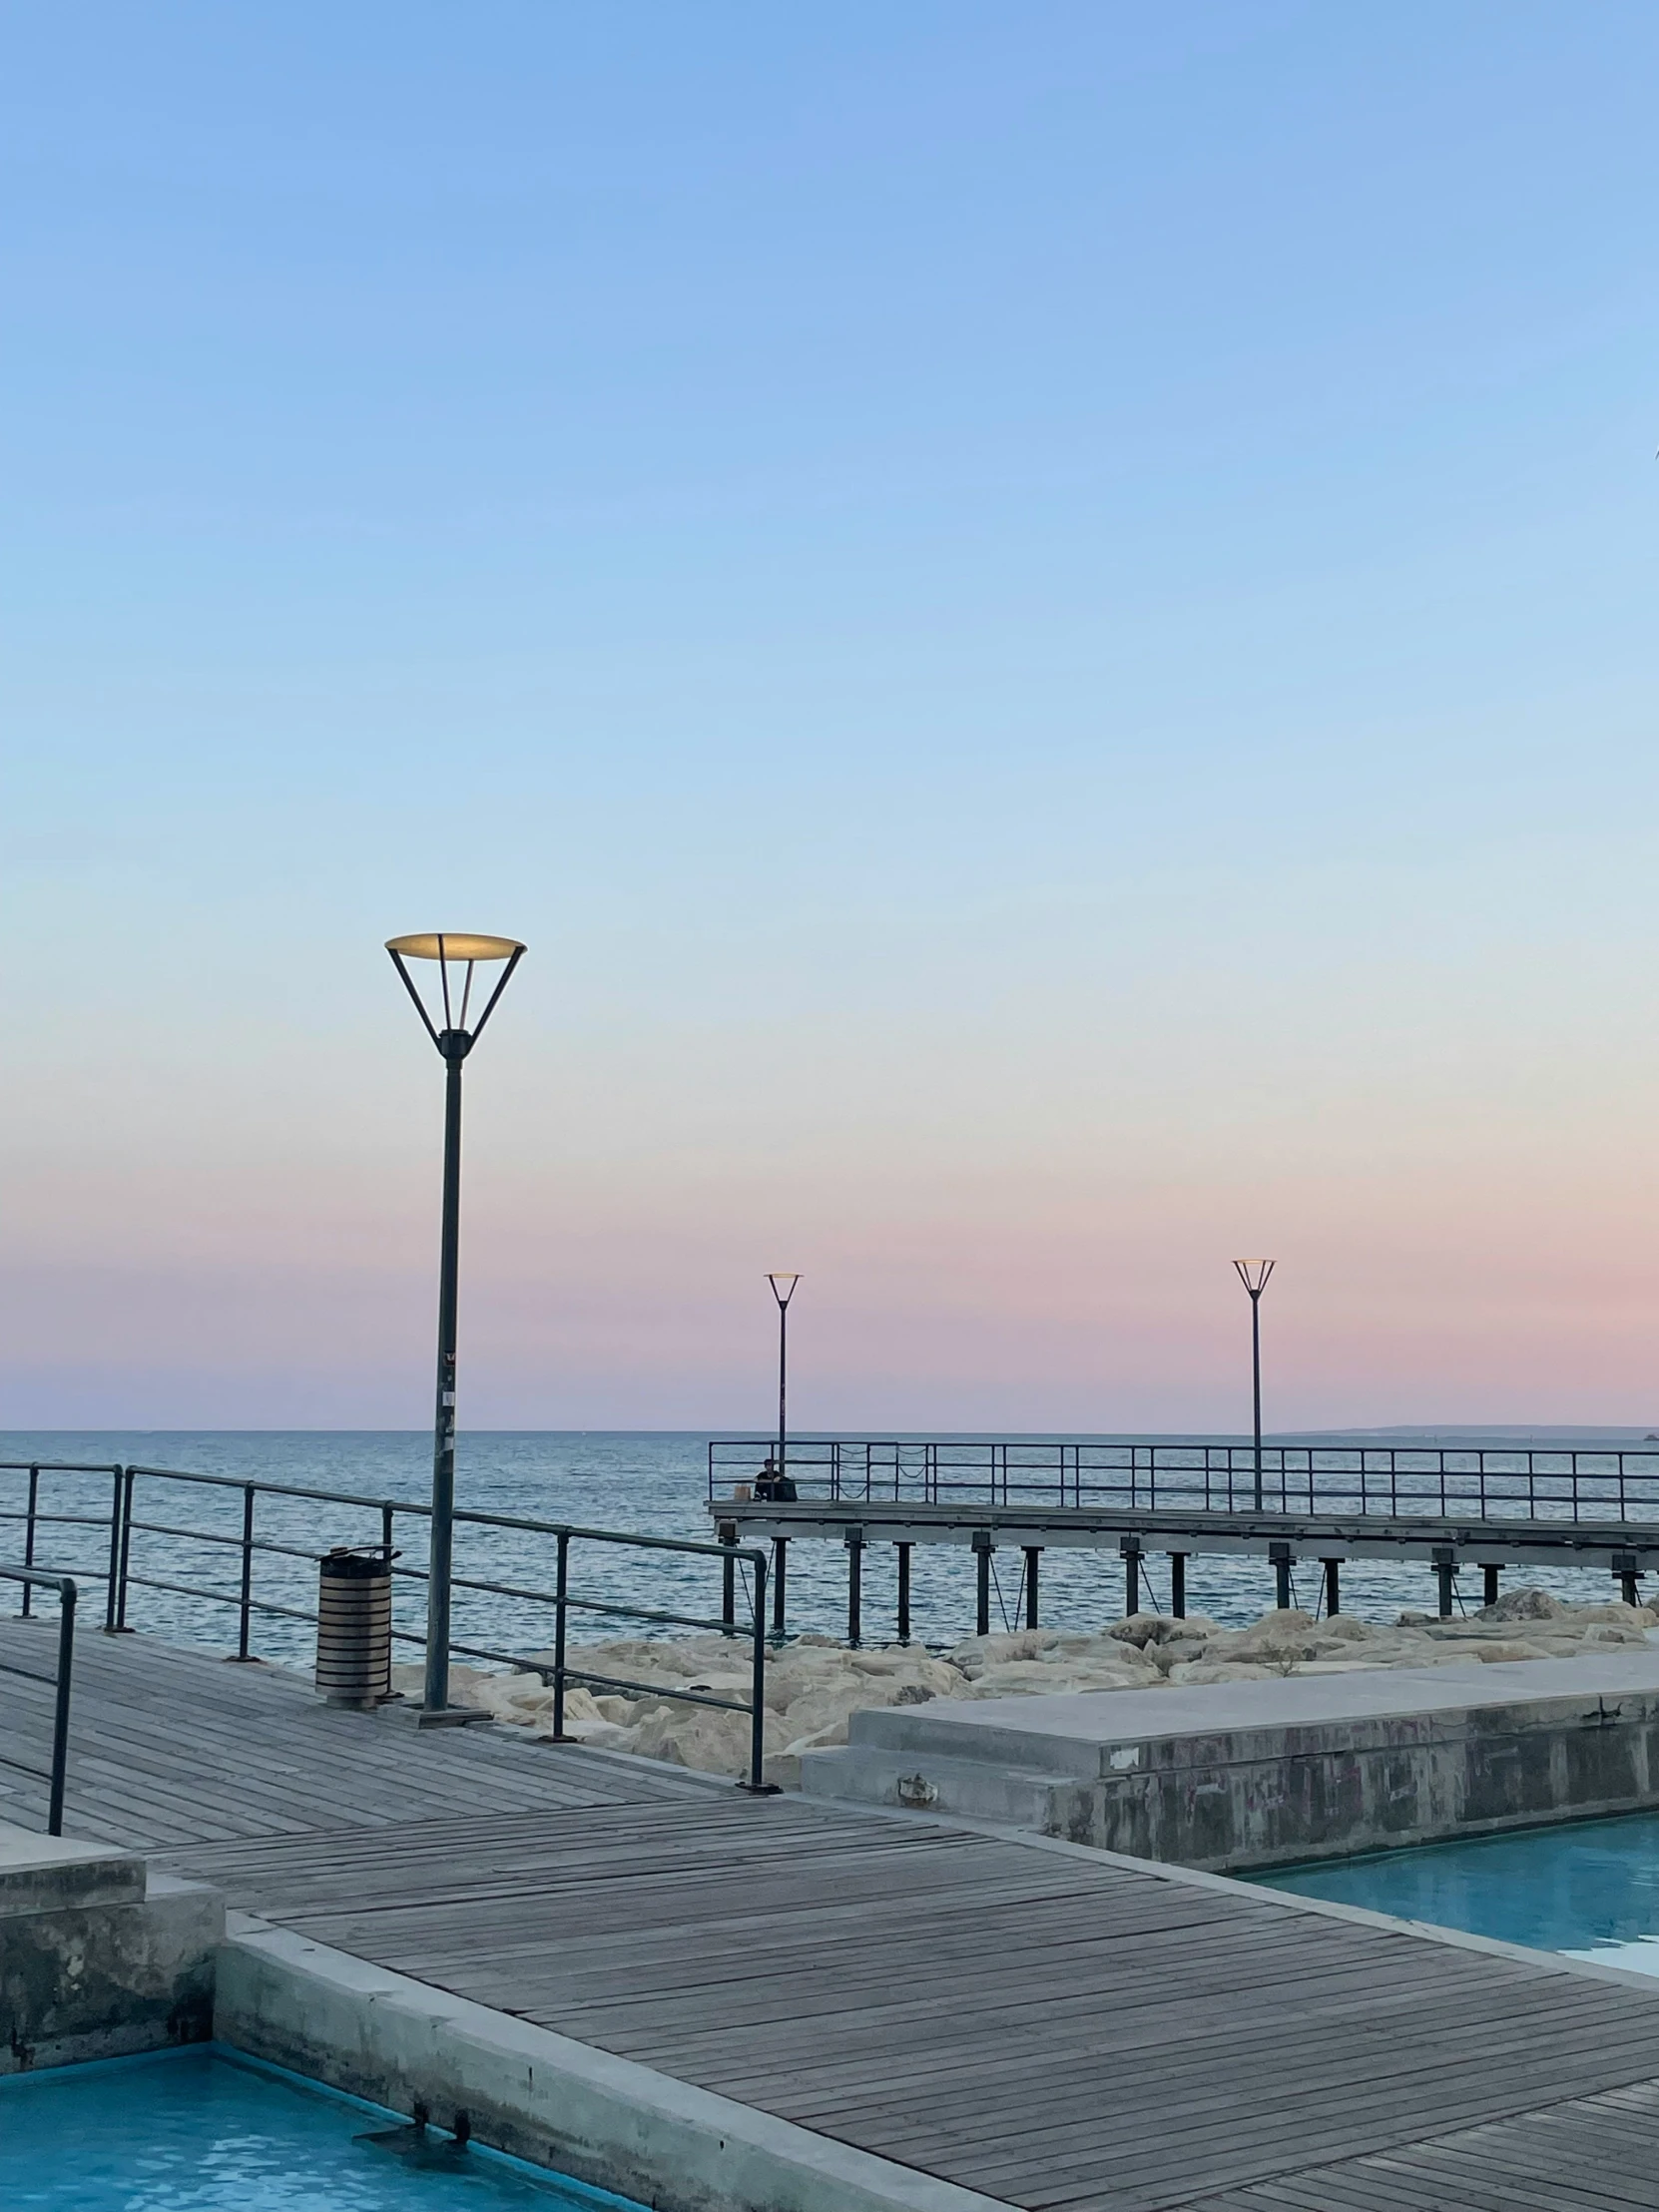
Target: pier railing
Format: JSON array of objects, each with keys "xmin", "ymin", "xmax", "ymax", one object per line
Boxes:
[
  {"xmin": 0, "ymin": 1565, "xmax": 79, "ymax": 1834},
  {"xmin": 0, "ymin": 1462, "xmax": 126, "ymax": 1628},
  {"xmin": 30, "ymin": 1462, "xmax": 775, "ymax": 1792},
  {"xmin": 708, "ymin": 1437, "xmax": 1659, "ymax": 1523}
]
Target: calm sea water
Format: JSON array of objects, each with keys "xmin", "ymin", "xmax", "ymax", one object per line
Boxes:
[
  {"xmin": 0, "ymin": 2045, "xmax": 639, "ymax": 2211},
  {"xmin": 1253, "ymin": 1810, "xmax": 1659, "ymax": 1978},
  {"xmin": 0, "ymin": 1430, "xmax": 1637, "ymax": 1668}
]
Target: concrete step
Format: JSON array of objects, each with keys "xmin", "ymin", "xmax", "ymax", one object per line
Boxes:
[
  {"xmin": 845, "ymin": 1700, "xmax": 1118, "ymax": 1776},
  {"xmin": 799, "ymin": 1741, "xmax": 1085, "ymax": 1829},
  {"xmin": 0, "ymin": 1821, "xmax": 145, "ymax": 1916}
]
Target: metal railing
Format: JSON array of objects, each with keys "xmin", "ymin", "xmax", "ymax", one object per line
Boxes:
[
  {"xmin": 708, "ymin": 1435, "xmax": 1659, "ymax": 1524},
  {"xmin": 101, "ymin": 1463, "xmax": 776, "ymax": 1792},
  {"xmin": 0, "ymin": 1462, "xmax": 124, "ymax": 1627},
  {"xmin": 1, "ymin": 1566, "xmax": 79, "ymax": 1834}
]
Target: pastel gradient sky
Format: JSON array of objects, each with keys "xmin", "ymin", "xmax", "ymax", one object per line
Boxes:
[{"xmin": 4, "ymin": 4, "xmax": 1658, "ymax": 1431}]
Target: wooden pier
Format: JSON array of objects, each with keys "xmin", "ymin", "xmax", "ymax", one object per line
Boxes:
[
  {"xmin": 711, "ymin": 1496, "xmax": 1659, "ymax": 1637},
  {"xmin": 10, "ymin": 1616, "xmax": 1659, "ymax": 2209}
]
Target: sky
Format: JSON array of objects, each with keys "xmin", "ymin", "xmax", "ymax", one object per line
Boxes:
[{"xmin": 3, "ymin": 3, "xmax": 1658, "ymax": 1432}]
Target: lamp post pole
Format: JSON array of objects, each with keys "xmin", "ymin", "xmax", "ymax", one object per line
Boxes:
[
  {"xmin": 767, "ymin": 1273, "xmax": 801, "ymax": 1486},
  {"xmin": 1232, "ymin": 1260, "xmax": 1276, "ymax": 1513},
  {"xmin": 387, "ymin": 931, "xmax": 525, "ymax": 1720},
  {"xmin": 427, "ymin": 1037, "xmax": 465, "ymax": 1717}
]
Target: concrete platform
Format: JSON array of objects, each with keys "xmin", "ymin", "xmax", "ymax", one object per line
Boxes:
[
  {"xmin": 801, "ymin": 1649, "xmax": 1659, "ymax": 1868},
  {"xmin": 0, "ymin": 1818, "xmax": 221, "ymax": 2070}
]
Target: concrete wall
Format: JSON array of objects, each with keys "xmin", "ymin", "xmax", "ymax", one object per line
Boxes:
[
  {"xmin": 1065, "ymin": 1690, "xmax": 1659, "ymax": 1871},
  {"xmin": 805, "ymin": 1667, "xmax": 1659, "ymax": 1872},
  {"xmin": 0, "ymin": 1826, "xmax": 221, "ymax": 2071}
]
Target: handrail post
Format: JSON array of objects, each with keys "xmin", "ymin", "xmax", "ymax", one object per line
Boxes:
[
  {"xmin": 21, "ymin": 1464, "xmax": 38, "ymax": 1618},
  {"xmin": 116, "ymin": 1467, "xmax": 135, "ymax": 1630},
  {"xmin": 719, "ymin": 1519, "xmax": 737, "ymax": 1636},
  {"xmin": 49, "ymin": 1578, "xmax": 77, "ymax": 1836},
  {"xmin": 552, "ymin": 1530, "xmax": 569, "ymax": 1741},
  {"xmin": 771, "ymin": 1537, "xmax": 788, "ymax": 1642},
  {"xmin": 741, "ymin": 1550, "xmax": 776, "ymax": 1795},
  {"xmin": 236, "ymin": 1485, "xmax": 256, "ymax": 1661},
  {"xmin": 104, "ymin": 1466, "xmax": 124, "ymax": 1632}
]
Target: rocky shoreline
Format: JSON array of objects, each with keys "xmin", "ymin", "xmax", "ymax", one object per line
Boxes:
[{"xmin": 395, "ymin": 1586, "xmax": 1659, "ymax": 1788}]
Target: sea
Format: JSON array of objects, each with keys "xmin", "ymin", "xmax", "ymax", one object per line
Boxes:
[{"xmin": 1, "ymin": 1429, "xmax": 1642, "ymax": 1671}]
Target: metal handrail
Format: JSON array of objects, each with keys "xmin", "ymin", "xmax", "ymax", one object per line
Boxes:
[
  {"xmin": 0, "ymin": 1463, "xmax": 125, "ymax": 1629},
  {"xmin": 104, "ymin": 1465, "xmax": 778, "ymax": 1792},
  {"xmin": 707, "ymin": 1436, "xmax": 1659, "ymax": 1524},
  {"xmin": 0, "ymin": 1565, "xmax": 78, "ymax": 1834}
]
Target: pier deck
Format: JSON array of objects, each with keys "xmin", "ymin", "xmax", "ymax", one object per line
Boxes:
[{"xmin": 9, "ymin": 1617, "xmax": 1659, "ymax": 2209}]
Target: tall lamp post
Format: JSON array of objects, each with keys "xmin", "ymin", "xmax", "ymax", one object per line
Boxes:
[
  {"xmin": 1232, "ymin": 1259, "xmax": 1276, "ymax": 1512},
  {"xmin": 387, "ymin": 931, "xmax": 525, "ymax": 1720},
  {"xmin": 767, "ymin": 1273, "xmax": 801, "ymax": 1485}
]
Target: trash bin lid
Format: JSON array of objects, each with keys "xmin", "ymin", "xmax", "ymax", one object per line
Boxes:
[{"xmin": 319, "ymin": 1546, "xmax": 392, "ymax": 1579}]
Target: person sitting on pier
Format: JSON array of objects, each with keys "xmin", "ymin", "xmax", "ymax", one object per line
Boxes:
[{"xmin": 754, "ymin": 1455, "xmax": 798, "ymax": 1503}]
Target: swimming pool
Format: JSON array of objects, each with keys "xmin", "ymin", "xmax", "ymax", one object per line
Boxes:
[
  {"xmin": 0, "ymin": 2046, "xmax": 644, "ymax": 2212},
  {"xmin": 1252, "ymin": 1807, "xmax": 1659, "ymax": 1975}
]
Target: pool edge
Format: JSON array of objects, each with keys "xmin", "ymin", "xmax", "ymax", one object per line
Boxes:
[{"xmin": 214, "ymin": 1912, "xmax": 1017, "ymax": 2212}]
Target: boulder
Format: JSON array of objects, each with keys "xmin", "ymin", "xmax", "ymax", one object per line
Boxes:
[
  {"xmin": 1475, "ymin": 1588, "xmax": 1569, "ymax": 1623},
  {"xmin": 1166, "ymin": 1661, "xmax": 1276, "ymax": 1684},
  {"xmin": 1108, "ymin": 1613, "xmax": 1186, "ymax": 1649}
]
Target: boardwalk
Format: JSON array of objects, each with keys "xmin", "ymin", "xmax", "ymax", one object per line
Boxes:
[{"xmin": 9, "ymin": 1615, "xmax": 1659, "ymax": 2209}]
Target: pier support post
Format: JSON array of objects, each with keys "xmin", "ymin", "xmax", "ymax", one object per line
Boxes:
[
  {"xmin": 972, "ymin": 1530, "xmax": 993, "ymax": 1636},
  {"xmin": 845, "ymin": 1527, "xmax": 863, "ymax": 1648},
  {"xmin": 896, "ymin": 1542, "xmax": 911, "ymax": 1644},
  {"xmin": 1122, "ymin": 1536, "xmax": 1143, "ymax": 1618},
  {"xmin": 1270, "ymin": 1542, "xmax": 1293, "ymax": 1610},
  {"xmin": 1169, "ymin": 1553, "xmax": 1186, "ymax": 1620},
  {"xmin": 1433, "ymin": 1547, "xmax": 1456, "ymax": 1618},
  {"xmin": 771, "ymin": 1538, "xmax": 788, "ymax": 1641},
  {"xmin": 1483, "ymin": 1564, "xmax": 1500, "ymax": 1607},
  {"xmin": 1023, "ymin": 1547, "xmax": 1041, "ymax": 1629},
  {"xmin": 719, "ymin": 1519, "xmax": 738, "ymax": 1635},
  {"xmin": 1322, "ymin": 1559, "xmax": 1341, "ymax": 1617},
  {"xmin": 1614, "ymin": 1553, "xmax": 1640, "ymax": 1608}
]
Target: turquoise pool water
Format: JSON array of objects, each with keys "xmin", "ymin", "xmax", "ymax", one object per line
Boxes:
[
  {"xmin": 0, "ymin": 2047, "xmax": 642, "ymax": 2212},
  {"xmin": 1252, "ymin": 1809, "xmax": 1659, "ymax": 1975}
]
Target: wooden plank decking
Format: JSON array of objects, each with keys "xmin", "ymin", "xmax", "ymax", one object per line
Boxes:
[{"xmin": 8, "ymin": 1615, "xmax": 1659, "ymax": 2209}]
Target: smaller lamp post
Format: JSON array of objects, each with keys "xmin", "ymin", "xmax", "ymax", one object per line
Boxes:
[
  {"xmin": 767, "ymin": 1273, "xmax": 801, "ymax": 1488},
  {"xmin": 1232, "ymin": 1259, "xmax": 1276, "ymax": 1513}
]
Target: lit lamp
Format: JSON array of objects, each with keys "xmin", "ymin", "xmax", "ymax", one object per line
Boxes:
[
  {"xmin": 1232, "ymin": 1259, "xmax": 1276, "ymax": 1513},
  {"xmin": 387, "ymin": 932, "xmax": 526, "ymax": 1720}
]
